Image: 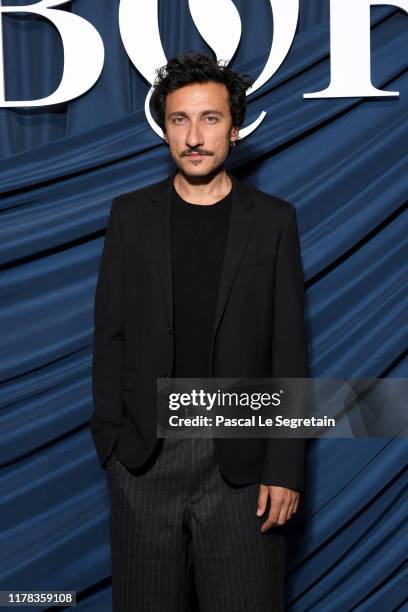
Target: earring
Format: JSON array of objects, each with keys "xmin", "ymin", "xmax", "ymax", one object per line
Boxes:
[{"xmin": 230, "ymin": 140, "xmax": 236, "ymax": 148}]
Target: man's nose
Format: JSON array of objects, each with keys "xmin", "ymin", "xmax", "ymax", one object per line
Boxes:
[{"xmin": 186, "ymin": 121, "xmax": 204, "ymax": 148}]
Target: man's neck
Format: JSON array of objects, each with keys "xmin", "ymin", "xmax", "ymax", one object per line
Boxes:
[{"xmin": 173, "ymin": 168, "xmax": 232, "ymax": 205}]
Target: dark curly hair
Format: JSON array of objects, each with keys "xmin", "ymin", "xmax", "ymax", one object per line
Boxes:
[{"xmin": 150, "ymin": 51, "xmax": 254, "ymax": 133}]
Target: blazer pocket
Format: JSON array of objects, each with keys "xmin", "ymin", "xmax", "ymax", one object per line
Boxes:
[{"xmin": 122, "ymin": 367, "xmax": 138, "ymax": 391}]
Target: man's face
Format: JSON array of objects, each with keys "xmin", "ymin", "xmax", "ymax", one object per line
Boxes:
[{"xmin": 163, "ymin": 81, "xmax": 239, "ymax": 178}]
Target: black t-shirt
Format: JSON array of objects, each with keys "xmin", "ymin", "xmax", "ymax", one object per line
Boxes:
[{"xmin": 170, "ymin": 183, "xmax": 232, "ymax": 378}]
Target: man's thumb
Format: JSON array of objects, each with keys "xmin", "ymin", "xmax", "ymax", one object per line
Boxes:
[{"xmin": 257, "ymin": 487, "xmax": 268, "ymax": 516}]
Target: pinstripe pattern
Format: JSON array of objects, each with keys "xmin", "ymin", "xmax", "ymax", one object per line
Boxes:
[{"xmin": 107, "ymin": 436, "xmax": 285, "ymax": 611}]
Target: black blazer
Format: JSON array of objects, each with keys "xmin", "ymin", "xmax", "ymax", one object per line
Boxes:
[{"xmin": 90, "ymin": 170, "xmax": 309, "ymax": 492}]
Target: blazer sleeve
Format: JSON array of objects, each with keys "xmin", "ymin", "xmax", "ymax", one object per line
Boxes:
[
  {"xmin": 260, "ymin": 204, "xmax": 309, "ymax": 492},
  {"xmin": 90, "ymin": 198, "xmax": 125, "ymax": 470}
]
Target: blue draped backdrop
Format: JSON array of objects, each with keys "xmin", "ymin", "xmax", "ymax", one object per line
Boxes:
[{"xmin": 0, "ymin": 1, "xmax": 407, "ymax": 610}]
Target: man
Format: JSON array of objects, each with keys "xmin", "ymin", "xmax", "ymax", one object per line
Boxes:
[{"xmin": 90, "ymin": 51, "xmax": 309, "ymax": 611}]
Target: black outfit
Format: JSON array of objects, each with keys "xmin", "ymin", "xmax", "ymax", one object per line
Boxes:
[
  {"xmin": 170, "ymin": 184, "xmax": 231, "ymax": 378},
  {"xmin": 91, "ymin": 170, "xmax": 309, "ymax": 609},
  {"xmin": 90, "ymin": 170, "xmax": 308, "ymax": 490},
  {"xmin": 108, "ymin": 434, "xmax": 285, "ymax": 612},
  {"xmin": 107, "ymin": 184, "xmax": 285, "ymax": 611}
]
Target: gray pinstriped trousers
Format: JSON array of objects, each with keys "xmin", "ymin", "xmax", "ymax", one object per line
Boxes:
[{"xmin": 107, "ymin": 436, "xmax": 285, "ymax": 611}]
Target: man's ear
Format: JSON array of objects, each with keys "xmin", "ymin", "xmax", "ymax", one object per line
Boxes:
[{"xmin": 230, "ymin": 125, "xmax": 239, "ymax": 143}]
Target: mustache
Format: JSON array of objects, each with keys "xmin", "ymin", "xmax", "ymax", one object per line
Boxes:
[{"xmin": 181, "ymin": 149, "xmax": 214, "ymax": 156}]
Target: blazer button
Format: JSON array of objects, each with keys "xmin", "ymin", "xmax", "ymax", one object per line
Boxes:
[{"xmin": 168, "ymin": 324, "xmax": 173, "ymax": 333}]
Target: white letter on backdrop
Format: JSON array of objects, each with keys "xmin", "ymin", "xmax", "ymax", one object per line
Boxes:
[
  {"xmin": 0, "ymin": 0, "xmax": 104, "ymax": 107},
  {"xmin": 304, "ymin": 0, "xmax": 408, "ymax": 98}
]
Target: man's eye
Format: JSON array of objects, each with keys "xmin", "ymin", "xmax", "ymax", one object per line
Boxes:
[
  {"xmin": 206, "ymin": 116, "xmax": 218, "ymax": 123},
  {"xmin": 174, "ymin": 117, "xmax": 185, "ymax": 124}
]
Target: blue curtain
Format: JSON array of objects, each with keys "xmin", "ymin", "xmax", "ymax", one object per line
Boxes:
[{"xmin": 0, "ymin": 1, "xmax": 407, "ymax": 610}]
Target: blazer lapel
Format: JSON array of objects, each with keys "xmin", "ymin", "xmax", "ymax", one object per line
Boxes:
[
  {"xmin": 208, "ymin": 174, "xmax": 255, "ymax": 372},
  {"xmin": 146, "ymin": 170, "xmax": 255, "ymax": 366},
  {"xmin": 146, "ymin": 170, "xmax": 177, "ymax": 324}
]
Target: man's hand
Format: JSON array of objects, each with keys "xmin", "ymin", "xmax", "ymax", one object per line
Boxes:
[{"xmin": 257, "ymin": 484, "xmax": 299, "ymax": 532}]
